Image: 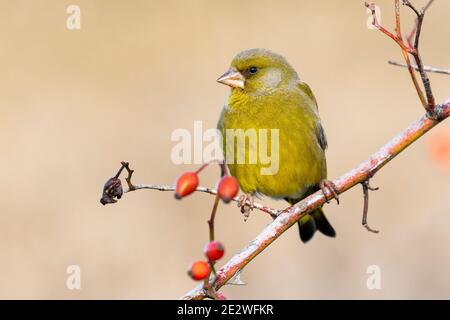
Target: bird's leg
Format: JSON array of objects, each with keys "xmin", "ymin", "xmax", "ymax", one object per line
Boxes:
[
  {"xmin": 320, "ymin": 180, "xmax": 340, "ymax": 204},
  {"xmin": 237, "ymin": 193, "xmax": 255, "ymax": 221}
]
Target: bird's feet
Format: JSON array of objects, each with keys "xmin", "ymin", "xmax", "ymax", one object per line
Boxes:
[
  {"xmin": 320, "ymin": 180, "xmax": 339, "ymax": 204},
  {"xmin": 237, "ymin": 193, "xmax": 255, "ymax": 221}
]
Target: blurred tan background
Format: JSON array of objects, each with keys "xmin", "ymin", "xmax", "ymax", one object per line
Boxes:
[{"xmin": 0, "ymin": 0, "xmax": 449, "ymax": 299}]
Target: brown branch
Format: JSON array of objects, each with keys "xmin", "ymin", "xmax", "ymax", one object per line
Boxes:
[
  {"xmin": 181, "ymin": 100, "xmax": 450, "ymax": 300},
  {"xmin": 365, "ymin": 2, "xmax": 413, "ymax": 53},
  {"xmin": 388, "ymin": 60, "xmax": 450, "ymax": 75},
  {"xmin": 208, "ymin": 194, "xmax": 221, "ymax": 241},
  {"xmin": 203, "ymin": 194, "xmax": 222, "ymax": 299},
  {"xmin": 402, "ymin": 0, "xmax": 437, "ymax": 112},
  {"xmin": 366, "ymin": 1, "xmax": 438, "ymax": 113},
  {"xmin": 366, "ymin": 1, "xmax": 428, "ymax": 108},
  {"xmin": 403, "ymin": 51, "xmax": 428, "ymax": 107},
  {"xmin": 121, "ymin": 161, "xmax": 136, "ymax": 191},
  {"xmin": 109, "ymin": 161, "xmax": 281, "ymax": 223}
]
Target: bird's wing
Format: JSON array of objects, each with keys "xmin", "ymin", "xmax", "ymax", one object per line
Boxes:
[
  {"xmin": 315, "ymin": 121, "xmax": 328, "ymax": 150},
  {"xmin": 297, "ymin": 81, "xmax": 328, "ymax": 150},
  {"xmin": 298, "ymin": 81, "xmax": 318, "ymax": 110}
]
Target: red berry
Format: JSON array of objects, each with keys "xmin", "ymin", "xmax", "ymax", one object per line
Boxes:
[
  {"xmin": 175, "ymin": 172, "xmax": 199, "ymax": 199},
  {"xmin": 204, "ymin": 241, "xmax": 225, "ymax": 261},
  {"xmin": 187, "ymin": 260, "xmax": 210, "ymax": 281},
  {"xmin": 217, "ymin": 175, "xmax": 239, "ymax": 203}
]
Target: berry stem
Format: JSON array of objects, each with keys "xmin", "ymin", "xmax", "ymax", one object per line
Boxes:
[
  {"xmin": 195, "ymin": 160, "xmax": 228, "ymax": 176},
  {"xmin": 202, "ymin": 189, "xmax": 222, "ymax": 299},
  {"xmin": 208, "ymin": 193, "xmax": 221, "ymax": 242},
  {"xmin": 114, "ymin": 162, "xmax": 127, "ymax": 179}
]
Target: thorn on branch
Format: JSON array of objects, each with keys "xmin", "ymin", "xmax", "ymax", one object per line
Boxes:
[
  {"xmin": 227, "ymin": 269, "xmax": 246, "ymax": 286},
  {"xmin": 361, "ymin": 179, "xmax": 380, "ymax": 234}
]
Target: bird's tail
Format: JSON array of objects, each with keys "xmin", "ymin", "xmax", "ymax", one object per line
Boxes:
[{"xmin": 297, "ymin": 207, "xmax": 336, "ymax": 243}]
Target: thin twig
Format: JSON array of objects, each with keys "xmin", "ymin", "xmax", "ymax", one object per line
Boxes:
[
  {"xmin": 365, "ymin": 1, "xmax": 428, "ymax": 107},
  {"xmin": 362, "ymin": 180, "xmax": 380, "ymax": 233},
  {"xmin": 403, "ymin": 50, "xmax": 428, "ymax": 107},
  {"xmin": 102, "ymin": 161, "xmax": 280, "ymax": 219},
  {"xmin": 208, "ymin": 194, "xmax": 221, "ymax": 241},
  {"xmin": 123, "ymin": 183, "xmax": 280, "ymax": 219},
  {"xmin": 365, "ymin": 2, "xmax": 413, "ymax": 53},
  {"xmin": 121, "ymin": 161, "xmax": 136, "ymax": 191},
  {"xmin": 100, "ymin": 1, "xmax": 448, "ymax": 300},
  {"xmin": 202, "ymin": 279, "xmax": 220, "ymax": 300},
  {"xmin": 388, "ymin": 61, "xmax": 450, "ymax": 75},
  {"xmin": 403, "ymin": 0, "xmax": 435, "ymax": 48},
  {"xmin": 402, "ymin": 0, "xmax": 437, "ymax": 112}
]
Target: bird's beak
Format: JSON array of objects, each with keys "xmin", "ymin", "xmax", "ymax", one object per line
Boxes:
[{"xmin": 217, "ymin": 68, "xmax": 245, "ymax": 89}]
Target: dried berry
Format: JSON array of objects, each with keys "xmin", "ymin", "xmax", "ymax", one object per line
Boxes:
[{"xmin": 100, "ymin": 177, "xmax": 123, "ymax": 205}]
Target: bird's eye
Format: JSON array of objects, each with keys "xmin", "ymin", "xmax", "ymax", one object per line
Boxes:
[{"xmin": 249, "ymin": 66, "xmax": 258, "ymax": 74}]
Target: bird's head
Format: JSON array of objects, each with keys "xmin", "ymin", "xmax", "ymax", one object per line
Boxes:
[{"xmin": 217, "ymin": 48, "xmax": 299, "ymax": 95}]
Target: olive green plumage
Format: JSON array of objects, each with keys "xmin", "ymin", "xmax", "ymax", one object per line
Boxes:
[{"xmin": 217, "ymin": 48, "xmax": 335, "ymax": 243}]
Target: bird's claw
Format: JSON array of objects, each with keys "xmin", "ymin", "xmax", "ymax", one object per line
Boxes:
[{"xmin": 320, "ymin": 180, "xmax": 339, "ymax": 204}]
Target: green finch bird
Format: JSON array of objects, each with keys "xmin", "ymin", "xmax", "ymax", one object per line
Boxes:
[{"xmin": 217, "ymin": 48, "xmax": 337, "ymax": 243}]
